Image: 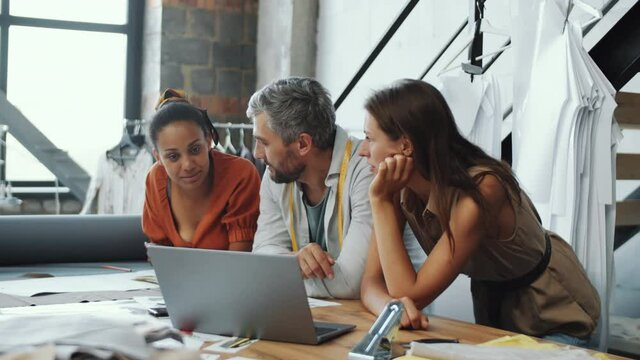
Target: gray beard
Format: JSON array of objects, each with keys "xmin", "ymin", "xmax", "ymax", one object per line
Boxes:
[{"xmin": 269, "ymin": 164, "xmax": 305, "ymax": 184}]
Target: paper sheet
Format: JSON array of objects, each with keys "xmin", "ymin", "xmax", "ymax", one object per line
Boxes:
[
  {"xmin": 202, "ymin": 338, "xmax": 258, "ymax": 354},
  {"xmin": 308, "ymin": 297, "xmax": 340, "ymax": 308},
  {"xmin": 199, "ymin": 355, "xmax": 220, "ymax": 360},
  {"xmin": 0, "ymin": 270, "xmax": 158, "ymax": 297},
  {"xmin": 408, "ymin": 342, "xmax": 601, "ymax": 359}
]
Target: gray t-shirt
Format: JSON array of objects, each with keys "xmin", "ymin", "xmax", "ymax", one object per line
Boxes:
[{"xmin": 304, "ymin": 193, "xmax": 329, "ymax": 251}]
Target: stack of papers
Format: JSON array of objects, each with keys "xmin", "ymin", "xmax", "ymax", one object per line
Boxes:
[{"xmin": 400, "ymin": 335, "xmax": 609, "ymax": 359}]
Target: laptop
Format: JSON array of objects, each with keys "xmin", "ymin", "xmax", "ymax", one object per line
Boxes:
[{"xmin": 147, "ymin": 245, "xmax": 355, "ymax": 344}]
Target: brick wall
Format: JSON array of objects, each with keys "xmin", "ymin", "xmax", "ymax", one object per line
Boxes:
[
  {"xmin": 0, "ymin": 194, "xmax": 81, "ymax": 215},
  {"xmin": 142, "ymin": 0, "xmax": 259, "ymax": 128}
]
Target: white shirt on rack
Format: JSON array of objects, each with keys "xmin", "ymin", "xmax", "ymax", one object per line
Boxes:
[
  {"xmin": 439, "ymin": 72, "xmax": 503, "ymax": 159},
  {"xmin": 81, "ymin": 149, "xmax": 154, "ymax": 215}
]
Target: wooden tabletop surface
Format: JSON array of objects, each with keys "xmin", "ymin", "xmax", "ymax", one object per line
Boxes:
[{"xmin": 219, "ymin": 300, "xmax": 628, "ymax": 360}]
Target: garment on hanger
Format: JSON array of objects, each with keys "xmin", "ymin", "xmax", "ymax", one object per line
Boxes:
[
  {"xmin": 510, "ymin": 0, "xmax": 619, "ymax": 350},
  {"xmin": 106, "ymin": 122, "xmax": 146, "ymax": 167},
  {"xmin": 222, "ymin": 128, "xmax": 238, "ymax": 155},
  {"xmin": 213, "ymin": 124, "xmax": 266, "ymax": 178},
  {"xmin": 212, "ymin": 125, "xmax": 225, "ymax": 153},
  {"xmin": 439, "ymin": 72, "xmax": 503, "ymax": 159},
  {"xmin": 236, "ymin": 128, "xmax": 266, "ymax": 178},
  {"xmin": 239, "ymin": 144, "xmax": 255, "ymax": 162},
  {"xmin": 439, "ymin": 16, "xmax": 511, "ymax": 77},
  {"xmin": 81, "ymin": 148, "xmax": 153, "ymax": 215},
  {"xmin": 235, "ymin": 128, "xmax": 251, "ymax": 160}
]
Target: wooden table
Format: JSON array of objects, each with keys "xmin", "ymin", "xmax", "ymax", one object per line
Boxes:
[{"xmin": 222, "ymin": 300, "xmax": 628, "ymax": 360}]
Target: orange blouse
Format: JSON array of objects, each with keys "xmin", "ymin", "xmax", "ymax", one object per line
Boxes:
[{"xmin": 142, "ymin": 150, "xmax": 260, "ymax": 249}]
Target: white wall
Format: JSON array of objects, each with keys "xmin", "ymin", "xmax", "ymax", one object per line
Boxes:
[{"xmin": 316, "ymin": 0, "xmax": 513, "ymax": 134}]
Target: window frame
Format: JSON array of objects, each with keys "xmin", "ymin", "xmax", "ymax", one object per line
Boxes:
[{"xmin": 0, "ymin": 0, "xmax": 144, "ymax": 186}]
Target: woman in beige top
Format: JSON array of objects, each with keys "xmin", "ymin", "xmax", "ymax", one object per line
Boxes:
[{"xmin": 358, "ymin": 79, "xmax": 600, "ymax": 346}]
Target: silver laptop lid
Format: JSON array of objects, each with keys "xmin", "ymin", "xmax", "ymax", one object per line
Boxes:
[{"xmin": 148, "ymin": 245, "xmax": 321, "ymax": 344}]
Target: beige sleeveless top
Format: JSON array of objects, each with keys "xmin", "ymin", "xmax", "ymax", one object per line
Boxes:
[{"xmin": 400, "ymin": 166, "xmax": 600, "ymax": 338}]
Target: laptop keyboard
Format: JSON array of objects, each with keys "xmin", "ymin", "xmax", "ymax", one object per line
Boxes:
[{"xmin": 315, "ymin": 326, "xmax": 335, "ymax": 336}]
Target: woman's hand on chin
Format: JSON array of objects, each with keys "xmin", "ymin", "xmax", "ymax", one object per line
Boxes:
[{"xmin": 369, "ymin": 154, "xmax": 413, "ymax": 202}]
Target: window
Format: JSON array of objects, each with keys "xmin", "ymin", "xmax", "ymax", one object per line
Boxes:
[
  {"xmin": 6, "ymin": 27, "xmax": 126, "ymax": 180},
  {"xmin": 0, "ymin": 0, "xmax": 142, "ymax": 184},
  {"xmin": 10, "ymin": 0, "xmax": 127, "ymax": 24}
]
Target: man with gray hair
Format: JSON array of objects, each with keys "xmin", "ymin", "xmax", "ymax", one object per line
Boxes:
[{"xmin": 247, "ymin": 77, "xmax": 373, "ymax": 299}]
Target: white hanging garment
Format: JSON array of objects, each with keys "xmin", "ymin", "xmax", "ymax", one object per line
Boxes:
[
  {"xmin": 570, "ymin": 19, "xmax": 619, "ymax": 351},
  {"xmin": 510, "ymin": 0, "xmax": 543, "ymax": 124},
  {"xmin": 81, "ymin": 149, "xmax": 154, "ymax": 215},
  {"xmin": 439, "ymin": 72, "xmax": 503, "ymax": 159},
  {"xmin": 510, "ymin": 0, "xmax": 619, "ymax": 351},
  {"xmin": 469, "ymin": 75, "xmax": 502, "ymax": 159},
  {"xmin": 512, "ymin": 0, "xmax": 571, "ymax": 204}
]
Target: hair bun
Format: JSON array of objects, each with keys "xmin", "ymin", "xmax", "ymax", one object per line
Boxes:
[{"xmin": 155, "ymin": 88, "xmax": 189, "ymax": 110}]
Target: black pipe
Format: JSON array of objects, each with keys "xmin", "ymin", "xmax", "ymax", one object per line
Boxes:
[
  {"xmin": 583, "ymin": 0, "xmax": 621, "ymax": 35},
  {"xmin": 0, "ymin": 0, "xmax": 9, "ymax": 93},
  {"xmin": 469, "ymin": 0, "xmax": 485, "ymax": 69},
  {"xmin": 482, "ymin": 39, "xmax": 510, "ymax": 74},
  {"xmin": 334, "ymin": 0, "xmax": 420, "ymax": 110},
  {"xmin": 483, "ymin": 0, "xmax": 620, "ymax": 76},
  {"xmin": 124, "ymin": 0, "xmax": 145, "ymax": 121},
  {"xmin": 419, "ymin": 19, "xmax": 468, "ymax": 80}
]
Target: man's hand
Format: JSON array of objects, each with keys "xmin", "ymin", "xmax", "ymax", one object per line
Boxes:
[
  {"xmin": 295, "ymin": 243, "xmax": 335, "ymax": 279},
  {"xmin": 397, "ymin": 296, "xmax": 429, "ymax": 330}
]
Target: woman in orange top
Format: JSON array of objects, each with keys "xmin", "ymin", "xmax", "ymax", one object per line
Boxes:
[{"xmin": 142, "ymin": 89, "xmax": 260, "ymax": 250}]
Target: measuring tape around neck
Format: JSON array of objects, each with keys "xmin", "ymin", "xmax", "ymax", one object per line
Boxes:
[{"xmin": 288, "ymin": 139, "xmax": 353, "ymax": 252}]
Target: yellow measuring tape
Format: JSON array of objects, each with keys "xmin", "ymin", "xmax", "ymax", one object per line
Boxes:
[{"xmin": 289, "ymin": 140, "xmax": 353, "ymax": 252}]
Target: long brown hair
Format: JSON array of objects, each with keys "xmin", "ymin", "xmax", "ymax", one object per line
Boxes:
[{"xmin": 365, "ymin": 79, "xmax": 520, "ymax": 253}]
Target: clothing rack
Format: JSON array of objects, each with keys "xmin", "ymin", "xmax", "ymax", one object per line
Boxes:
[
  {"xmin": 125, "ymin": 118, "xmax": 146, "ymax": 125},
  {"xmin": 209, "ymin": 121, "xmax": 265, "ymax": 176},
  {"xmin": 211, "ymin": 122, "xmax": 253, "ymax": 130}
]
